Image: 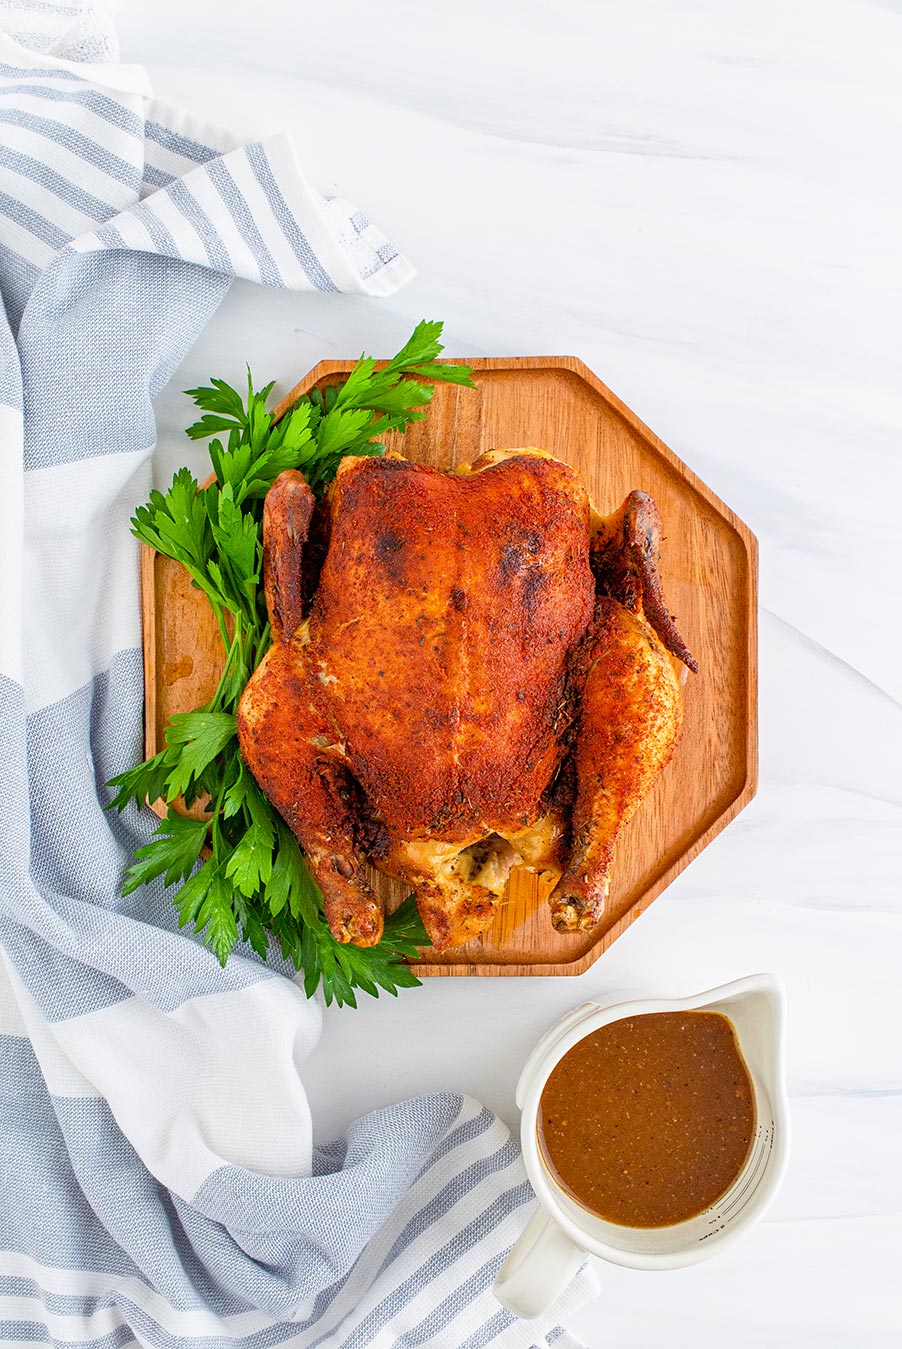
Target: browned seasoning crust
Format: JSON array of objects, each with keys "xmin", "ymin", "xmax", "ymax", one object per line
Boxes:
[
  {"xmin": 237, "ymin": 450, "xmax": 696, "ymax": 950},
  {"xmin": 307, "ymin": 452, "xmax": 595, "ymax": 842},
  {"xmin": 262, "ymin": 469, "xmax": 314, "ymax": 641},
  {"xmin": 548, "ymin": 597, "xmax": 683, "ymax": 933}
]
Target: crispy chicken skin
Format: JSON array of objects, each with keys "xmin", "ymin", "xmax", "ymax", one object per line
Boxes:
[
  {"xmin": 548, "ymin": 598, "xmax": 683, "ymax": 932},
  {"xmin": 237, "ymin": 449, "xmax": 696, "ymax": 949}
]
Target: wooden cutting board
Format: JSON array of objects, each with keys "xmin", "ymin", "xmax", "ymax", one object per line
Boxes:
[{"xmin": 143, "ymin": 356, "xmax": 757, "ymax": 977}]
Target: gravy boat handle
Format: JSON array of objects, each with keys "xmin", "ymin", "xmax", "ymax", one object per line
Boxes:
[{"xmin": 493, "ymin": 1206, "xmax": 587, "ymax": 1320}]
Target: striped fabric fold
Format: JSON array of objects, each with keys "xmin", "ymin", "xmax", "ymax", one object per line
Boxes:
[{"xmin": 0, "ymin": 5, "xmax": 598, "ymax": 1347}]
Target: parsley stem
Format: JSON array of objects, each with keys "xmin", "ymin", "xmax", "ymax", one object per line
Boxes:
[
  {"xmin": 204, "ymin": 618, "xmax": 242, "ymax": 714},
  {"xmin": 211, "ymin": 603, "xmax": 231, "ymax": 659}
]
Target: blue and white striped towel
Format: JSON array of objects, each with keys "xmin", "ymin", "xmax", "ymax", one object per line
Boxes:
[{"xmin": 0, "ymin": 5, "xmax": 599, "ymax": 1347}]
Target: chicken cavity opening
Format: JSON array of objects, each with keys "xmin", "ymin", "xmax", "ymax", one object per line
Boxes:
[
  {"xmin": 392, "ymin": 814, "xmax": 563, "ymax": 898},
  {"xmin": 446, "ymin": 835, "xmax": 523, "ymax": 895}
]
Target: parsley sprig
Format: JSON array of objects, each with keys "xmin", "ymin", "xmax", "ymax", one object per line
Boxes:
[{"xmin": 108, "ymin": 321, "xmax": 474, "ymax": 1007}]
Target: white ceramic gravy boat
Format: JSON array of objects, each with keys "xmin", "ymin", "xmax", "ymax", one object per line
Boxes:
[{"xmin": 493, "ymin": 974, "xmax": 790, "ymax": 1320}]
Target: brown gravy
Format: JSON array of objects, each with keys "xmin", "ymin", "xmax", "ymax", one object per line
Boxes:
[{"xmin": 538, "ymin": 1010, "xmax": 755, "ymax": 1228}]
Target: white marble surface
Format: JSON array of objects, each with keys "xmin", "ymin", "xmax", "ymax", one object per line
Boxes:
[{"xmin": 119, "ymin": 2, "xmax": 902, "ymax": 1344}]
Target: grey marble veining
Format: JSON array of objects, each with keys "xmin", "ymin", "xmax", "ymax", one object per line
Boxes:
[{"xmin": 119, "ymin": 0, "xmax": 902, "ymax": 1342}]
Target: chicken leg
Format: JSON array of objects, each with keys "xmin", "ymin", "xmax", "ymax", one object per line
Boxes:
[
  {"xmin": 549, "ymin": 597, "xmax": 683, "ymax": 931},
  {"xmin": 549, "ymin": 489, "xmax": 695, "ymax": 931},
  {"xmin": 237, "ymin": 471, "xmax": 384, "ymax": 947}
]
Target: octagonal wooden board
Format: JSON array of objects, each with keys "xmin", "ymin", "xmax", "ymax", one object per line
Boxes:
[{"xmin": 143, "ymin": 356, "xmax": 757, "ymax": 977}]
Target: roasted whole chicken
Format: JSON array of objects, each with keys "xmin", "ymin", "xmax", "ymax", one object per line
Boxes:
[{"xmin": 238, "ymin": 449, "xmax": 697, "ymax": 950}]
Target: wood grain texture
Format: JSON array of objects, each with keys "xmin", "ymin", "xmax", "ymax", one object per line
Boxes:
[{"xmin": 143, "ymin": 357, "xmax": 757, "ymax": 977}]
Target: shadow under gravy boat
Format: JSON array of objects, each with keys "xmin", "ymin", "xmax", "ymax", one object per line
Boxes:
[{"xmin": 493, "ymin": 974, "xmax": 790, "ymax": 1320}]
